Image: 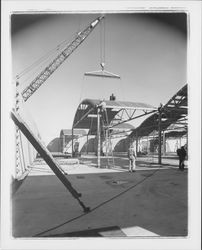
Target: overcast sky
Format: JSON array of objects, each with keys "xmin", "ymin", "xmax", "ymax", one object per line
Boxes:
[{"xmin": 12, "ymin": 13, "xmax": 187, "ymax": 145}]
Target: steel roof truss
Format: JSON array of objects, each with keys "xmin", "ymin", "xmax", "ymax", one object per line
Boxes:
[{"xmin": 110, "ymin": 109, "xmax": 156, "ymax": 129}]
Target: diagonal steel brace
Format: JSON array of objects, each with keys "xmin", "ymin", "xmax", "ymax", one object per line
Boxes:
[{"xmin": 11, "ymin": 110, "xmax": 90, "ymax": 212}]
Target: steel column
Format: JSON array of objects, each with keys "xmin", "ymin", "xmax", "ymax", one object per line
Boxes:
[
  {"xmin": 71, "ymin": 127, "xmax": 74, "ymax": 157},
  {"xmin": 135, "ymin": 131, "xmax": 138, "ymax": 155},
  {"xmin": 163, "ymin": 131, "xmax": 166, "ymax": 156},
  {"xmin": 158, "ymin": 105, "xmax": 162, "ymax": 164},
  {"xmin": 86, "ymin": 134, "xmax": 89, "ymax": 154},
  {"xmin": 97, "ymin": 107, "xmax": 101, "ymax": 168},
  {"xmin": 62, "ymin": 134, "xmax": 65, "ymax": 153}
]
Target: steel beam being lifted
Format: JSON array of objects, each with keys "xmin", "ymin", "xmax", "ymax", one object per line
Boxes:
[
  {"xmin": 11, "ymin": 110, "xmax": 90, "ymax": 212},
  {"xmin": 84, "ymin": 63, "xmax": 121, "ymax": 79}
]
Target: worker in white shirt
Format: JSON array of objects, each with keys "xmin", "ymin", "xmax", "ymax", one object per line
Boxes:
[{"xmin": 128, "ymin": 144, "xmax": 137, "ymax": 172}]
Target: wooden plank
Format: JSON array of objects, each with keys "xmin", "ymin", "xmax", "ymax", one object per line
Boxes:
[{"xmin": 11, "ymin": 110, "xmax": 90, "ymax": 212}]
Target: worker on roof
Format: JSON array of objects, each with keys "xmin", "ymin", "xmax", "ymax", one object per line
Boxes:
[
  {"xmin": 100, "ymin": 100, "xmax": 106, "ymax": 110},
  {"xmin": 110, "ymin": 93, "xmax": 116, "ymax": 101},
  {"xmin": 128, "ymin": 143, "xmax": 137, "ymax": 173}
]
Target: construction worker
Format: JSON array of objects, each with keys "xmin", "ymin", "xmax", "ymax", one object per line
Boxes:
[
  {"xmin": 177, "ymin": 145, "xmax": 187, "ymax": 171},
  {"xmin": 128, "ymin": 144, "xmax": 137, "ymax": 172}
]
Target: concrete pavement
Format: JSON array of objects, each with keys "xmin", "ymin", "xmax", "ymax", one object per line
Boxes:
[{"xmin": 12, "ymin": 156, "xmax": 188, "ymax": 238}]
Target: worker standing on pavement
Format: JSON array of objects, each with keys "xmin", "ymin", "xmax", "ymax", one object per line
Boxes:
[
  {"xmin": 177, "ymin": 145, "xmax": 187, "ymax": 171},
  {"xmin": 128, "ymin": 144, "xmax": 137, "ymax": 172}
]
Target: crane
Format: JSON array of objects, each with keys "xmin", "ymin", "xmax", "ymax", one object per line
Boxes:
[
  {"xmin": 13, "ymin": 16, "xmax": 104, "ymax": 211},
  {"xmin": 21, "ymin": 15, "xmax": 104, "ymax": 102}
]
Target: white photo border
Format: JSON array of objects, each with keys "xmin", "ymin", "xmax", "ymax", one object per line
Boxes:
[{"xmin": 1, "ymin": 1, "xmax": 201, "ymax": 250}]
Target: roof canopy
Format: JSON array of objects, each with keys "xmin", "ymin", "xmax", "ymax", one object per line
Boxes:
[
  {"xmin": 130, "ymin": 84, "xmax": 188, "ymax": 137},
  {"xmin": 73, "ymin": 99, "xmax": 156, "ymax": 136}
]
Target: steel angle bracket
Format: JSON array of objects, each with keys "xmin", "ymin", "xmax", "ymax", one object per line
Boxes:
[{"xmin": 11, "ymin": 110, "xmax": 90, "ymax": 212}]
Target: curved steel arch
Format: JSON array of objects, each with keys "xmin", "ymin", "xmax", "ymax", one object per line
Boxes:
[
  {"xmin": 72, "ymin": 98, "xmax": 157, "ymax": 136},
  {"xmin": 130, "ymin": 84, "xmax": 188, "ymax": 138}
]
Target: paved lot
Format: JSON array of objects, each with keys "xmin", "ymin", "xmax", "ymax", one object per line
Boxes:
[{"xmin": 12, "ymin": 155, "xmax": 188, "ymax": 238}]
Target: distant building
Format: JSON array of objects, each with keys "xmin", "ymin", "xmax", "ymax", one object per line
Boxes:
[
  {"xmin": 47, "ymin": 137, "xmax": 62, "ymax": 153},
  {"xmin": 60, "ymin": 129, "xmax": 87, "ymax": 153}
]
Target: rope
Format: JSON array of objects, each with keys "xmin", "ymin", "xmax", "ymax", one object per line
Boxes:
[
  {"xmin": 16, "ymin": 48, "xmax": 57, "ymax": 79},
  {"xmin": 99, "ymin": 17, "xmax": 105, "ymax": 65},
  {"xmin": 103, "ymin": 17, "xmax": 106, "ymax": 65},
  {"xmin": 100, "ymin": 20, "xmax": 102, "ymax": 65},
  {"xmin": 18, "ymin": 38, "xmax": 74, "ymax": 88}
]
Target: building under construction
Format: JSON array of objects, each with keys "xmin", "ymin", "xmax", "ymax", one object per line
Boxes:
[{"xmin": 9, "ymin": 14, "xmax": 189, "ymax": 239}]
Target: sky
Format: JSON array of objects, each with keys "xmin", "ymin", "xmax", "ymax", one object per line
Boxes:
[{"xmin": 12, "ymin": 13, "xmax": 187, "ymax": 145}]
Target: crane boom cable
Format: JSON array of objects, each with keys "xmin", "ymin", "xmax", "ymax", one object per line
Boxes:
[
  {"xmin": 16, "ymin": 36, "xmax": 75, "ymax": 79},
  {"xmin": 99, "ymin": 17, "xmax": 105, "ymax": 65},
  {"xmin": 19, "ymin": 39, "xmax": 73, "ymax": 87},
  {"xmin": 100, "ymin": 20, "xmax": 102, "ymax": 65},
  {"xmin": 21, "ymin": 16, "xmax": 104, "ymax": 102},
  {"xmin": 103, "ymin": 17, "xmax": 106, "ymax": 64}
]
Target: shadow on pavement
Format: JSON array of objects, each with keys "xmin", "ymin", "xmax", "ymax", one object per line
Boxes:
[{"xmin": 43, "ymin": 225, "xmax": 125, "ymax": 237}]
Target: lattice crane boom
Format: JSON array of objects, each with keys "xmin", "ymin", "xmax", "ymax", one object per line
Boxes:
[{"xmin": 21, "ymin": 16, "xmax": 104, "ymax": 102}]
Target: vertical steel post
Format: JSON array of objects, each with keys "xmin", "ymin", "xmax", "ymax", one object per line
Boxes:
[
  {"xmin": 15, "ymin": 81, "xmax": 22, "ymax": 178},
  {"xmin": 163, "ymin": 131, "xmax": 166, "ymax": 156},
  {"xmin": 86, "ymin": 134, "xmax": 89, "ymax": 155},
  {"xmin": 97, "ymin": 107, "xmax": 101, "ymax": 168},
  {"xmin": 106, "ymin": 128, "xmax": 109, "ymax": 156},
  {"xmin": 62, "ymin": 134, "xmax": 65, "ymax": 153},
  {"xmin": 158, "ymin": 105, "xmax": 162, "ymax": 164},
  {"xmin": 186, "ymin": 129, "xmax": 188, "ymax": 153},
  {"xmin": 72, "ymin": 127, "xmax": 74, "ymax": 157},
  {"xmin": 135, "ymin": 131, "xmax": 138, "ymax": 155}
]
